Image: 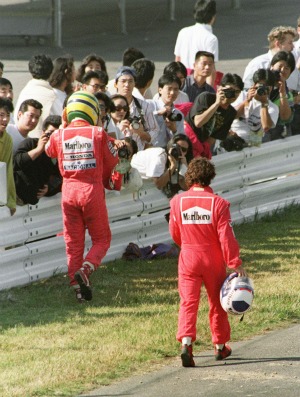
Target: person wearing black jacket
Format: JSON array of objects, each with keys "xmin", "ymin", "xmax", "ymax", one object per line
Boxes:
[{"xmin": 13, "ymin": 115, "xmax": 62, "ymax": 205}]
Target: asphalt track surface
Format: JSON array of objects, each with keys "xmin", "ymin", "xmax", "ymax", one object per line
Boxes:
[
  {"xmin": 79, "ymin": 323, "xmax": 300, "ymax": 397},
  {"xmin": 1, "ymin": 1, "xmax": 299, "ymax": 396}
]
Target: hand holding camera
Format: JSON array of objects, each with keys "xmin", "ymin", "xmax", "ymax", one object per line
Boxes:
[{"xmin": 128, "ymin": 116, "xmax": 145, "ymax": 137}]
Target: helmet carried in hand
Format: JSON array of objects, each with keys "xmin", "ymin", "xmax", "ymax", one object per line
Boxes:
[{"xmin": 220, "ymin": 272, "xmax": 254, "ymax": 315}]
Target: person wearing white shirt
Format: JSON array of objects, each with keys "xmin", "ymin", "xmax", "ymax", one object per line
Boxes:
[
  {"xmin": 14, "ymin": 55, "xmax": 59, "ymax": 138},
  {"xmin": 151, "ymin": 74, "xmax": 185, "ymax": 148},
  {"xmin": 131, "ymin": 58, "xmax": 155, "ymax": 101},
  {"xmin": 243, "ymin": 26, "xmax": 298, "ymax": 90},
  {"xmin": 174, "ymin": 0, "xmax": 218, "ymax": 85},
  {"xmin": 7, "ymin": 99, "xmax": 42, "ymax": 154},
  {"xmin": 153, "ymin": 61, "xmax": 190, "ymax": 105},
  {"xmin": 232, "ymin": 69, "xmax": 279, "ymax": 146},
  {"xmin": 114, "ymin": 66, "xmax": 159, "ymax": 151}
]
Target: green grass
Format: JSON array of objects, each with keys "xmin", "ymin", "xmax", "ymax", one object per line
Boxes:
[{"xmin": 0, "ymin": 205, "xmax": 300, "ymax": 397}]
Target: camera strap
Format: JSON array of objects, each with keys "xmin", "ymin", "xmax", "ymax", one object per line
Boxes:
[{"xmin": 132, "ymin": 96, "xmax": 148, "ymax": 132}]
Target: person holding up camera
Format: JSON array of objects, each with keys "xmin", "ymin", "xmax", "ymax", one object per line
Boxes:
[
  {"xmin": 266, "ymin": 51, "xmax": 295, "ymax": 141},
  {"xmin": 114, "ymin": 66, "xmax": 159, "ymax": 151},
  {"xmin": 13, "ymin": 115, "xmax": 62, "ymax": 205},
  {"xmin": 152, "ymin": 73, "xmax": 185, "ymax": 148},
  {"xmin": 185, "ymin": 73, "xmax": 244, "ymax": 157},
  {"xmin": 232, "ymin": 69, "xmax": 279, "ymax": 146},
  {"xmin": 131, "ymin": 133, "xmax": 193, "ymax": 199}
]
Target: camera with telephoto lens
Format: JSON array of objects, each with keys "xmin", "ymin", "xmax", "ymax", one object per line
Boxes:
[
  {"xmin": 164, "ymin": 110, "xmax": 183, "ymax": 122},
  {"xmin": 223, "ymin": 88, "xmax": 237, "ymax": 99},
  {"xmin": 256, "ymin": 84, "xmax": 268, "ymax": 96},
  {"xmin": 169, "ymin": 143, "xmax": 181, "ymax": 160},
  {"xmin": 128, "ymin": 116, "xmax": 141, "ymax": 130},
  {"xmin": 118, "ymin": 145, "xmax": 130, "ymax": 159}
]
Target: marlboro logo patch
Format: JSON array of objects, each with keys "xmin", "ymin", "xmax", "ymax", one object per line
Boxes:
[{"xmin": 180, "ymin": 196, "xmax": 213, "ymax": 224}]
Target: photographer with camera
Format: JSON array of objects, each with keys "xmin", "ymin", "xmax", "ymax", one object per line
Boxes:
[
  {"xmin": 185, "ymin": 73, "xmax": 243, "ymax": 157},
  {"xmin": 13, "ymin": 115, "xmax": 62, "ymax": 205},
  {"xmin": 266, "ymin": 51, "xmax": 295, "ymax": 141},
  {"xmin": 114, "ymin": 66, "xmax": 159, "ymax": 151},
  {"xmin": 131, "ymin": 133, "xmax": 193, "ymax": 198},
  {"xmin": 232, "ymin": 69, "xmax": 279, "ymax": 146},
  {"xmin": 107, "ymin": 137, "xmax": 143, "ymax": 194},
  {"xmin": 152, "ymin": 73, "xmax": 185, "ymax": 148}
]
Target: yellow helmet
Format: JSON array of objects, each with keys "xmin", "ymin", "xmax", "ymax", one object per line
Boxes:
[{"xmin": 66, "ymin": 91, "xmax": 99, "ymax": 125}]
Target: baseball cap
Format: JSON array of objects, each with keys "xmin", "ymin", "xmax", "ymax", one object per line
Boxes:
[{"xmin": 115, "ymin": 66, "xmax": 136, "ymax": 82}]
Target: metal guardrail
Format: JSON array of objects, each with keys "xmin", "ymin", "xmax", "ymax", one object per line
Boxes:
[{"xmin": 0, "ymin": 136, "xmax": 300, "ymax": 291}]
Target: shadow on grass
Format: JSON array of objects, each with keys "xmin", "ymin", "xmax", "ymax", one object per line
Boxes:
[
  {"xmin": 0, "ymin": 205, "xmax": 299, "ymax": 332},
  {"xmin": 0, "ymin": 258, "xmax": 179, "ymax": 330}
]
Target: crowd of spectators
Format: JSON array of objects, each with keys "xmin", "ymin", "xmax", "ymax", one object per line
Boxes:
[{"xmin": 1, "ymin": 0, "xmax": 300, "ymax": 217}]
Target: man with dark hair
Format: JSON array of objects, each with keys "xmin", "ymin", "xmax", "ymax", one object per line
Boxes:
[
  {"xmin": 152, "ymin": 73, "xmax": 185, "ymax": 148},
  {"xmin": 132, "ymin": 58, "xmax": 155, "ymax": 100},
  {"xmin": 81, "ymin": 70, "xmax": 104, "ymax": 95},
  {"xmin": 0, "ymin": 77, "xmax": 13, "ymax": 101},
  {"xmin": 114, "ymin": 66, "xmax": 159, "ymax": 150},
  {"xmin": 107, "ymin": 47, "xmax": 146, "ymax": 95},
  {"xmin": 174, "ymin": 0, "xmax": 218, "ymax": 75},
  {"xmin": 185, "ymin": 73, "xmax": 244, "ymax": 158},
  {"xmin": 122, "ymin": 47, "xmax": 145, "ymax": 67},
  {"xmin": 7, "ymin": 99, "xmax": 43, "ymax": 153},
  {"xmin": 169, "ymin": 156, "xmax": 246, "ymax": 367},
  {"xmin": 153, "ymin": 61, "xmax": 190, "ymax": 105},
  {"xmin": 14, "ymin": 54, "xmax": 60, "ymax": 137},
  {"xmin": 182, "ymin": 50, "xmax": 216, "ymax": 102},
  {"xmin": 0, "ymin": 97, "xmax": 16, "ymax": 215},
  {"xmin": 13, "ymin": 115, "xmax": 62, "ymax": 205},
  {"xmin": 0, "ymin": 78, "xmax": 14, "ymax": 124}
]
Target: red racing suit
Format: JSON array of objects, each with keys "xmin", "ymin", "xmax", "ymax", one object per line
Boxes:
[
  {"xmin": 169, "ymin": 184, "xmax": 242, "ymax": 344},
  {"xmin": 45, "ymin": 120, "xmax": 118, "ymax": 286}
]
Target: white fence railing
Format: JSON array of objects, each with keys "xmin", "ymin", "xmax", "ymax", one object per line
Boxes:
[{"xmin": 1, "ymin": 136, "xmax": 300, "ymax": 291}]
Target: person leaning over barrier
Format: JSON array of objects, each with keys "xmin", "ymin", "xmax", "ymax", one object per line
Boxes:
[
  {"xmin": 130, "ymin": 133, "xmax": 193, "ymax": 199},
  {"xmin": 169, "ymin": 157, "xmax": 246, "ymax": 367},
  {"xmin": 185, "ymin": 73, "xmax": 244, "ymax": 157},
  {"xmin": 13, "ymin": 115, "xmax": 62, "ymax": 206}
]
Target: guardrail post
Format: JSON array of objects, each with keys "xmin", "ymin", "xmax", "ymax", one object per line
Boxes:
[{"xmin": 52, "ymin": 0, "xmax": 62, "ymax": 47}]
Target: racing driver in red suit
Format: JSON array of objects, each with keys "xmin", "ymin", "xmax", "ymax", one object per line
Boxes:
[
  {"xmin": 45, "ymin": 91, "xmax": 123, "ymax": 303},
  {"xmin": 169, "ymin": 157, "xmax": 247, "ymax": 367}
]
